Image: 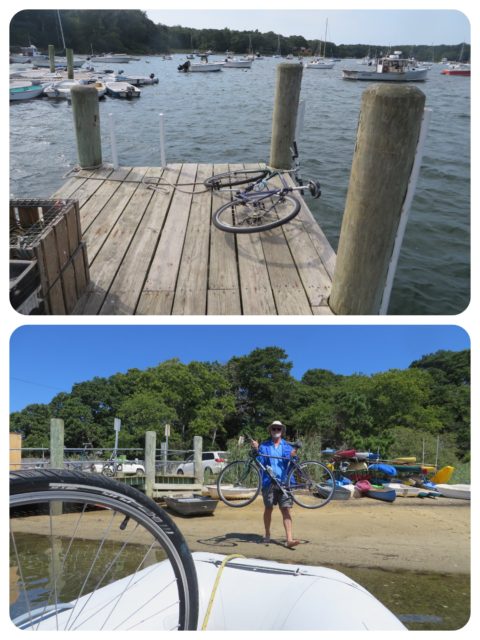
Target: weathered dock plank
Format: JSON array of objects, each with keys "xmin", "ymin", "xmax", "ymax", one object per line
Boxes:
[{"xmin": 50, "ymin": 163, "xmax": 335, "ymax": 315}]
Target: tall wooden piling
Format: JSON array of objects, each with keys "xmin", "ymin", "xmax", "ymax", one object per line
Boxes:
[
  {"xmin": 270, "ymin": 63, "xmax": 303, "ymax": 169},
  {"xmin": 48, "ymin": 44, "xmax": 55, "ymax": 73},
  {"xmin": 193, "ymin": 436, "xmax": 203, "ymax": 484},
  {"xmin": 66, "ymin": 48, "xmax": 74, "ymax": 79},
  {"xmin": 329, "ymin": 84, "xmax": 426, "ymax": 315},
  {"xmin": 70, "ymin": 85, "xmax": 102, "ymax": 169},
  {"xmin": 145, "ymin": 431, "xmax": 156, "ymax": 498},
  {"xmin": 50, "ymin": 418, "xmax": 64, "ymax": 469}
]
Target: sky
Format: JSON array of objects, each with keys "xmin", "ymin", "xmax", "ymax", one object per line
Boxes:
[
  {"xmin": 145, "ymin": 9, "xmax": 471, "ymax": 45},
  {"xmin": 9, "ymin": 324, "xmax": 469, "ymax": 413}
]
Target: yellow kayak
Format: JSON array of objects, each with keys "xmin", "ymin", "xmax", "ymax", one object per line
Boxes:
[{"xmin": 431, "ymin": 466, "xmax": 455, "ymax": 484}]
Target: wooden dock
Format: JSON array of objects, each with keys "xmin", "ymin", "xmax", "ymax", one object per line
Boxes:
[{"xmin": 52, "ymin": 163, "xmax": 336, "ymax": 315}]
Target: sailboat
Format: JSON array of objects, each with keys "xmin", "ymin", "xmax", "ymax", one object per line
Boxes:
[
  {"xmin": 273, "ymin": 35, "xmax": 281, "ymax": 58},
  {"xmin": 305, "ymin": 19, "xmax": 335, "ymax": 69}
]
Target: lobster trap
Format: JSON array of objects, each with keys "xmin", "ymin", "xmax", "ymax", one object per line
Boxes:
[{"xmin": 10, "ymin": 199, "xmax": 90, "ymax": 314}]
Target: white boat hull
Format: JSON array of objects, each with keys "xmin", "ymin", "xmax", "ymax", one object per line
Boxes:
[
  {"xmin": 306, "ymin": 60, "xmax": 334, "ymax": 69},
  {"xmin": 435, "ymin": 483, "xmax": 470, "ymax": 500},
  {"xmin": 342, "ymin": 68, "xmax": 428, "ymax": 82},
  {"xmin": 15, "ymin": 552, "xmax": 406, "ymax": 630},
  {"xmin": 105, "ymin": 81, "xmax": 141, "ymax": 98},
  {"xmin": 9, "ymin": 84, "xmax": 45, "ymax": 101},
  {"xmin": 189, "ymin": 63, "xmax": 223, "ymax": 72},
  {"xmin": 224, "ymin": 60, "xmax": 253, "ymax": 68}
]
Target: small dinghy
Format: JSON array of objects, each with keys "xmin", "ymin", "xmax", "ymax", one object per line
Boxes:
[
  {"xmin": 15, "ymin": 552, "xmax": 406, "ymax": 630},
  {"xmin": 164, "ymin": 495, "xmax": 218, "ymax": 516},
  {"xmin": 435, "ymin": 483, "xmax": 470, "ymax": 500},
  {"xmin": 205, "ymin": 484, "xmax": 256, "ymax": 501},
  {"xmin": 105, "ymin": 81, "xmax": 141, "ymax": 98}
]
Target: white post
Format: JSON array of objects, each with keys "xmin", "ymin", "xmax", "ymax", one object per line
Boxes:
[
  {"xmin": 379, "ymin": 107, "xmax": 432, "ymax": 314},
  {"xmin": 108, "ymin": 113, "xmax": 119, "ymax": 169},
  {"xmin": 113, "ymin": 417, "xmax": 121, "ymax": 458},
  {"xmin": 159, "ymin": 113, "xmax": 166, "ymax": 167}
]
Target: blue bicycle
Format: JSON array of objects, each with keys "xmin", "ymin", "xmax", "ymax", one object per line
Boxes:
[
  {"xmin": 205, "ymin": 165, "xmax": 321, "ymax": 234},
  {"xmin": 216, "ymin": 440, "xmax": 335, "ymax": 508}
]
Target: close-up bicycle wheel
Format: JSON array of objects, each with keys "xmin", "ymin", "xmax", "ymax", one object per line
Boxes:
[
  {"xmin": 204, "ymin": 168, "xmax": 269, "ymax": 190},
  {"xmin": 10, "ymin": 469, "xmax": 199, "ymax": 631},
  {"xmin": 216, "ymin": 460, "xmax": 261, "ymax": 507},
  {"xmin": 287, "ymin": 461, "xmax": 336, "ymax": 509},
  {"xmin": 213, "ymin": 193, "xmax": 301, "ymax": 233}
]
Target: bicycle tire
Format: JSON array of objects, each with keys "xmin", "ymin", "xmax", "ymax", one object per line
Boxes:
[
  {"xmin": 213, "ymin": 193, "xmax": 301, "ymax": 234},
  {"xmin": 216, "ymin": 460, "xmax": 261, "ymax": 507},
  {"xmin": 10, "ymin": 469, "xmax": 199, "ymax": 631},
  {"xmin": 204, "ymin": 168, "xmax": 269, "ymax": 190},
  {"xmin": 286, "ymin": 461, "xmax": 335, "ymax": 509}
]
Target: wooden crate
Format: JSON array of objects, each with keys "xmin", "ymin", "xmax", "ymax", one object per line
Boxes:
[{"xmin": 10, "ymin": 199, "xmax": 90, "ymax": 314}]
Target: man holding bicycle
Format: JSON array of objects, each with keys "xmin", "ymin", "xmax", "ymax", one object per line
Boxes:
[{"xmin": 251, "ymin": 420, "xmax": 300, "ymax": 549}]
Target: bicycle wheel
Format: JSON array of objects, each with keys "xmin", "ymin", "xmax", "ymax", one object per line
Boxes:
[
  {"xmin": 10, "ymin": 469, "xmax": 199, "ymax": 631},
  {"xmin": 204, "ymin": 168, "xmax": 269, "ymax": 190},
  {"xmin": 216, "ymin": 460, "xmax": 261, "ymax": 507},
  {"xmin": 213, "ymin": 193, "xmax": 301, "ymax": 233},
  {"xmin": 287, "ymin": 461, "xmax": 335, "ymax": 509}
]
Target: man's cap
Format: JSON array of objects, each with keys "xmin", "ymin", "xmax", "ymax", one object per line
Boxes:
[{"xmin": 269, "ymin": 420, "xmax": 285, "ymax": 428}]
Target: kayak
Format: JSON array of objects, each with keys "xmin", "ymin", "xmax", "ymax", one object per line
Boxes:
[
  {"xmin": 435, "ymin": 484, "xmax": 470, "ymax": 500},
  {"xmin": 431, "ymin": 466, "xmax": 455, "ymax": 484}
]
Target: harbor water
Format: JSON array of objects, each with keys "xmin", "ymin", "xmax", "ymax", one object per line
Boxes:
[
  {"xmin": 10, "ymin": 531, "xmax": 469, "ymax": 630},
  {"xmin": 9, "ymin": 56, "xmax": 470, "ymax": 315}
]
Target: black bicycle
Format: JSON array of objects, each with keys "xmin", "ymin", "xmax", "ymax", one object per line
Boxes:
[
  {"xmin": 204, "ymin": 165, "xmax": 321, "ymax": 234},
  {"xmin": 216, "ymin": 441, "xmax": 335, "ymax": 509},
  {"xmin": 10, "ymin": 469, "xmax": 199, "ymax": 630}
]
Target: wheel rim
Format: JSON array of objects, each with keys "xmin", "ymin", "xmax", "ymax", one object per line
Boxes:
[
  {"xmin": 217, "ymin": 461, "xmax": 260, "ymax": 507},
  {"xmin": 288, "ymin": 461, "xmax": 335, "ymax": 508},
  {"xmin": 214, "ymin": 193, "xmax": 299, "ymax": 233},
  {"xmin": 10, "ymin": 490, "xmax": 195, "ymax": 630}
]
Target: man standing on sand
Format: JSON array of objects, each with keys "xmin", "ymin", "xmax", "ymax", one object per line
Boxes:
[{"xmin": 251, "ymin": 420, "xmax": 300, "ymax": 549}]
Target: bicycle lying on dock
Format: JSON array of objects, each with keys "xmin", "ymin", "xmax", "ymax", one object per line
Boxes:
[
  {"xmin": 204, "ymin": 164, "xmax": 321, "ymax": 234},
  {"xmin": 216, "ymin": 440, "xmax": 335, "ymax": 508}
]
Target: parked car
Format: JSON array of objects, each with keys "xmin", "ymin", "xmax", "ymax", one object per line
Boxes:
[
  {"xmin": 117, "ymin": 460, "xmax": 145, "ymax": 475},
  {"xmin": 176, "ymin": 451, "xmax": 228, "ymax": 480}
]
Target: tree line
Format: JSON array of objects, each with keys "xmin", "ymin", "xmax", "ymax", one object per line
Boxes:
[
  {"xmin": 10, "ymin": 348, "xmax": 470, "ymax": 466},
  {"xmin": 10, "ymin": 9, "xmax": 470, "ymax": 62}
]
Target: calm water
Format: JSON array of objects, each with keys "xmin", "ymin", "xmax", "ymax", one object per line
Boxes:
[
  {"xmin": 9, "ymin": 56, "xmax": 470, "ymax": 315},
  {"xmin": 11, "ymin": 532, "xmax": 469, "ymax": 630}
]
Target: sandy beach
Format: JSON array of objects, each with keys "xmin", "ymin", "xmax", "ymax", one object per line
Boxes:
[{"xmin": 165, "ymin": 495, "xmax": 470, "ymax": 574}]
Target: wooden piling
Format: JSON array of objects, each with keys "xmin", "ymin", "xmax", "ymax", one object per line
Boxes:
[
  {"xmin": 329, "ymin": 84, "xmax": 426, "ymax": 315},
  {"xmin": 270, "ymin": 63, "xmax": 303, "ymax": 169},
  {"xmin": 144, "ymin": 431, "xmax": 156, "ymax": 499},
  {"xmin": 66, "ymin": 48, "xmax": 74, "ymax": 79},
  {"xmin": 50, "ymin": 418, "xmax": 64, "ymax": 469},
  {"xmin": 193, "ymin": 436, "xmax": 203, "ymax": 484},
  {"xmin": 70, "ymin": 85, "xmax": 102, "ymax": 169},
  {"xmin": 48, "ymin": 44, "xmax": 55, "ymax": 73}
]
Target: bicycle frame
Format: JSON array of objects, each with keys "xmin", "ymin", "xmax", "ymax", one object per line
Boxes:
[
  {"xmin": 237, "ymin": 169, "xmax": 305, "ymax": 203},
  {"xmin": 247, "ymin": 448, "xmax": 300, "ymax": 499}
]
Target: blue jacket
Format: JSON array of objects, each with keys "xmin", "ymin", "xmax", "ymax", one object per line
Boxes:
[{"xmin": 257, "ymin": 438, "xmax": 294, "ymax": 488}]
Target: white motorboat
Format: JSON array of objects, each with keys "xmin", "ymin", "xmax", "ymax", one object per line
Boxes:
[
  {"xmin": 305, "ymin": 58, "xmax": 335, "ymax": 69},
  {"xmin": 223, "ymin": 57, "xmax": 253, "ymax": 69},
  {"xmin": 178, "ymin": 58, "xmax": 223, "ymax": 73},
  {"xmin": 9, "ymin": 81, "xmax": 45, "ymax": 101},
  {"xmin": 14, "ymin": 552, "xmax": 406, "ymax": 630},
  {"xmin": 43, "ymin": 79, "xmax": 82, "ymax": 99},
  {"xmin": 32, "ymin": 57, "xmax": 85, "ymax": 69},
  {"xmin": 342, "ymin": 51, "xmax": 429, "ymax": 82},
  {"xmin": 90, "ymin": 53, "xmax": 134, "ymax": 63},
  {"xmin": 115, "ymin": 72, "xmax": 159, "ymax": 85},
  {"xmin": 435, "ymin": 483, "xmax": 470, "ymax": 500},
  {"xmin": 105, "ymin": 81, "xmax": 141, "ymax": 98},
  {"xmin": 9, "ymin": 44, "xmax": 48, "ymax": 64}
]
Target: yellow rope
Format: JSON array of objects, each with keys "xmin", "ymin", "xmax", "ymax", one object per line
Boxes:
[{"xmin": 201, "ymin": 554, "xmax": 246, "ymax": 630}]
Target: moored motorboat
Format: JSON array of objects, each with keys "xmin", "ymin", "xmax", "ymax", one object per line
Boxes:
[
  {"xmin": 164, "ymin": 495, "xmax": 218, "ymax": 516},
  {"xmin": 115, "ymin": 72, "xmax": 158, "ymax": 85},
  {"xmin": 9, "ymin": 81, "xmax": 45, "ymax": 101},
  {"xmin": 90, "ymin": 53, "xmax": 134, "ymax": 63},
  {"xmin": 305, "ymin": 58, "xmax": 334, "ymax": 69},
  {"xmin": 178, "ymin": 57, "xmax": 223, "ymax": 72},
  {"xmin": 342, "ymin": 51, "xmax": 429, "ymax": 82},
  {"xmin": 43, "ymin": 79, "xmax": 82, "ymax": 99},
  {"xmin": 105, "ymin": 81, "xmax": 141, "ymax": 98},
  {"xmin": 223, "ymin": 57, "xmax": 253, "ymax": 69},
  {"xmin": 441, "ymin": 63, "xmax": 470, "ymax": 77},
  {"xmin": 14, "ymin": 551, "xmax": 406, "ymax": 630}
]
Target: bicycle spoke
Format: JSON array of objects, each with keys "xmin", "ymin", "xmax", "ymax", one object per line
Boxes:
[
  {"xmin": 288, "ymin": 461, "xmax": 335, "ymax": 509},
  {"xmin": 217, "ymin": 461, "xmax": 260, "ymax": 507}
]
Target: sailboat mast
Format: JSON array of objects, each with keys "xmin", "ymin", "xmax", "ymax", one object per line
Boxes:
[
  {"xmin": 57, "ymin": 9, "xmax": 66, "ymax": 52},
  {"xmin": 323, "ymin": 18, "xmax": 328, "ymax": 58}
]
